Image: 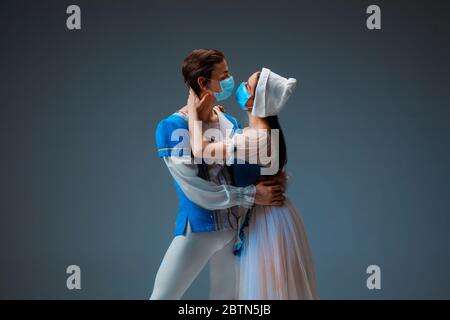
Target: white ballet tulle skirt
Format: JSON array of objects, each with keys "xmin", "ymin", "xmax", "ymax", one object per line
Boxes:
[{"xmin": 238, "ymin": 198, "xmax": 318, "ymax": 300}]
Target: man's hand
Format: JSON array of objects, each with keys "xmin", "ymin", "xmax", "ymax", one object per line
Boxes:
[
  {"xmin": 213, "ymin": 105, "xmax": 225, "ymax": 113},
  {"xmin": 254, "ymin": 179, "xmax": 285, "ymax": 206},
  {"xmin": 257, "ymin": 170, "xmax": 287, "ymax": 193}
]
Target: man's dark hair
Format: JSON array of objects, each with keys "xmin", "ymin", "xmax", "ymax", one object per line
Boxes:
[{"xmin": 182, "ymin": 49, "xmax": 225, "ymax": 96}]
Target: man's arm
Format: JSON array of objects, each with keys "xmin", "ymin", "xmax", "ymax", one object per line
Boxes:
[
  {"xmin": 164, "ymin": 157, "xmax": 255, "ymax": 210},
  {"xmin": 164, "ymin": 157, "xmax": 285, "ymax": 210}
]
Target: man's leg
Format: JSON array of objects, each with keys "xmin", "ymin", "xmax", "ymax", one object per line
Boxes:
[
  {"xmin": 150, "ymin": 222, "xmax": 235, "ymax": 300},
  {"xmin": 209, "ymin": 233, "xmax": 239, "ymax": 300}
]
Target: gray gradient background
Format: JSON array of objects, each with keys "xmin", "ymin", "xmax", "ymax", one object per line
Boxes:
[{"xmin": 1, "ymin": 0, "xmax": 449, "ymax": 299}]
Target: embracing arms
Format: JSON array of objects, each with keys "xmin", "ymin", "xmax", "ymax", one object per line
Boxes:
[{"xmin": 163, "ymin": 157, "xmax": 286, "ymax": 209}]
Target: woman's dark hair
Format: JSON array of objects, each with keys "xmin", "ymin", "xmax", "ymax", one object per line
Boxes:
[
  {"xmin": 182, "ymin": 49, "xmax": 225, "ymax": 96},
  {"xmin": 254, "ymin": 72, "xmax": 287, "ymax": 172},
  {"xmin": 266, "ymin": 115, "xmax": 287, "ymax": 172}
]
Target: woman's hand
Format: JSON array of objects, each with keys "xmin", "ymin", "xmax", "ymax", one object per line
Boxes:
[{"xmin": 187, "ymin": 88, "xmax": 214, "ymax": 112}]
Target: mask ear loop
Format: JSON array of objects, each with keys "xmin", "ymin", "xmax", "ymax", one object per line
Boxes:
[
  {"xmin": 247, "ymin": 76, "xmax": 259, "ymax": 110},
  {"xmin": 245, "ymin": 81, "xmax": 255, "ymax": 102},
  {"xmin": 246, "ymin": 82, "xmax": 255, "ymax": 109},
  {"xmin": 246, "ymin": 96, "xmax": 255, "ymax": 111},
  {"xmin": 203, "ymin": 76, "xmax": 234, "ymax": 99},
  {"xmin": 195, "ymin": 76, "xmax": 217, "ymax": 98}
]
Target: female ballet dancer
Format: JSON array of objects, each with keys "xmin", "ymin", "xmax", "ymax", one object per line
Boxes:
[{"xmin": 187, "ymin": 67, "xmax": 318, "ymax": 299}]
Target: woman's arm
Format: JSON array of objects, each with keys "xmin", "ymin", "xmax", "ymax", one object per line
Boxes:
[
  {"xmin": 187, "ymin": 89, "xmax": 228, "ymax": 161},
  {"xmin": 187, "ymin": 89, "xmax": 271, "ymax": 164}
]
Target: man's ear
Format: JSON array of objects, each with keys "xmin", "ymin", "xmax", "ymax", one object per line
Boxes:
[{"xmin": 197, "ymin": 77, "xmax": 207, "ymax": 90}]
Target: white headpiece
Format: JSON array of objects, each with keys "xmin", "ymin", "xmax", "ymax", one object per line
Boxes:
[{"xmin": 252, "ymin": 68, "xmax": 297, "ymax": 117}]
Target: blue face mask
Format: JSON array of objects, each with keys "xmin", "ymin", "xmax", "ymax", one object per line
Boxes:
[
  {"xmin": 235, "ymin": 82, "xmax": 252, "ymax": 110},
  {"xmin": 212, "ymin": 76, "xmax": 235, "ymax": 101}
]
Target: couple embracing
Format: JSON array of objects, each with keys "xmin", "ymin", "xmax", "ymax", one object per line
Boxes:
[{"xmin": 150, "ymin": 49, "xmax": 317, "ymax": 300}]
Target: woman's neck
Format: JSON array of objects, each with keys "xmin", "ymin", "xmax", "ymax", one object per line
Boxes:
[{"xmin": 247, "ymin": 110, "xmax": 269, "ymax": 129}]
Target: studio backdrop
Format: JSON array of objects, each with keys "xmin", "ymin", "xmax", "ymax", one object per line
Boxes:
[{"xmin": 0, "ymin": 0, "xmax": 449, "ymax": 299}]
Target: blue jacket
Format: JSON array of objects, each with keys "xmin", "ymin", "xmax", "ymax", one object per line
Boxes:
[{"xmin": 155, "ymin": 112, "xmax": 244, "ymax": 236}]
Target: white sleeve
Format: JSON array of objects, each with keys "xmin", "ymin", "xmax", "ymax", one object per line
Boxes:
[{"xmin": 163, "ymin": 157, "xmax": 255, "ymax": 210}]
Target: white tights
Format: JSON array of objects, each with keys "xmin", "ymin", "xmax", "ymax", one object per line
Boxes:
[{"xmin": 150, "ymin": 222, "xmax": 238, "ymax": 300}]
